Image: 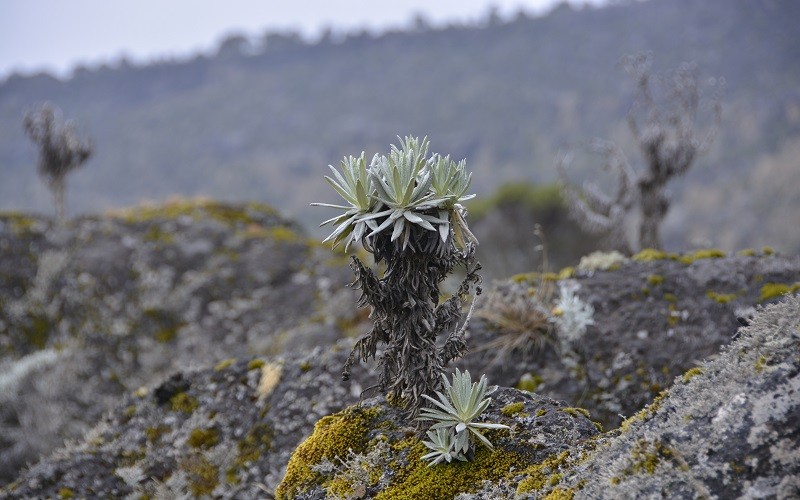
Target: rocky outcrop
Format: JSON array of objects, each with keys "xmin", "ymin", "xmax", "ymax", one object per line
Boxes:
[
  {"xmin": 2, "ymin": 202, "xmax": 799, "ymax": 497},
  {"xmin": 2, "ymin": 343, "xmax": 375, "ymax": 499},
  {"xmin": 0, "ymin": 200, "xmax": 362, "ymax": 485},
  {"xmin": 459, "ymin": 294, "xmax": 800, "ymax": 499},
  {"xmin": 275, "ymin": 387, "xmax": 598, "ymax": 499},
  {"xmin": 564, "ymin": 294, "xmax": 800, "ymax": 499},
  {"xmin": 460, "ymin": 250, "xmax": 800, "ymax": 429},
  {"xmin": 7, "ymin": 295, "xmax": 797, "ymax": 499}
]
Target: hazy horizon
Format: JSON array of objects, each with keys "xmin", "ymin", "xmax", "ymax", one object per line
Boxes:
[{"xmin": 0, "ymin": 0, "xmax": 608, "ymax": 79}]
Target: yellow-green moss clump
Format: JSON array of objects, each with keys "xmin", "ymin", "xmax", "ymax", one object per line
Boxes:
[
  {"xmin": 501, "ymin": 402, "xmax": 527, "ymax": 417},
  {"xmin": 561, "ymin": 407, "xmax": 591, "ymax": 419},
  {"xmin": 247, "ymin": 358, "xmax": 266, "ymax": 371},
  {"xmin": 188, "ymin": 427, "xmax": 219, "ymax": 449},
  {"xmin": 759, "ymin": 282, "xmax": 800, "ymax": 302},
  {"xmin": 706, "ymin": 291, "xmax": 737, "ymax": 304},
  {"xmin": 517, "ymin": 373, "xmax": 544, "ymax": 393},
  {"xmin": 626, "ymin": 439, "xmax": 685, "ymax": 476},
  {"xmin": 58, "ymin": 487, "xmax": 75, "ymax": 499},
  {"xmin": 632, "ymin": 248, "xmax": 672, "ymax": 261},
  {"xmin": 182, "ymin": 454, "xmax": 219, "ymax": 497},
  {"xmin": 275, "ymin": 406, "xmax": 381, "ymax": 499},
  {"xmin": 145, "ymin": 425, "xmax": 171, "ymax": 444},
  {"xmin": 620, "ymin": 390, "xmax": 669, "ymax": 433},
  {"xmin": 374, "ymin": 438, "xmax": 525, "ymax": 500},
  {"xmin": 646, "ymin": 274, "xmax": 664, "ymax": 286},
  {"xmin": 754, "ymin": 355, "xmax": 769, "ymax": 374},
  {"xmin": 169, "ymin": 392, "xmax": 199, "ymax": 413},
  {"xmin": 214, "ymin": 358, "xmax": 237, "ymax": 371},
  {"xmin": 679, "ymin": 248, "xmax": 726, "ymax": 264},
  {"xmin": 516, "ymin": 450, "xmax": 573, "ymax": 495},
  {"xmin": 681, "ymin": 367, "xmax": 704, "ymax": 383},
  {"xmin": 154, "ymin": 325, "xmax": 180, "ymax": 343},
  {"xmin": 2, "ymin": 213, "xmax": 40, "ymax": 235},
  {"xmin": 235, "ymin": 423, "xmax": 274, "ymax": 466},
  {"xmin": 110, "ymin": 198, "xmax": 278, "ymax": 227}
]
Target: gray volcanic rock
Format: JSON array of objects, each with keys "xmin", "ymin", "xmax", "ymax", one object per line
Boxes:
[
  {"xmin": 456, "ymin": 295, "xmax": 800, "ymax": 499},
  {"xmin": 2, "ymin": 343, "xmax": 372, "ymax": 499},
  {"xmin": 459, "ymin": 251, "xmax": 800, "ymax": 429},
  {"xmin": 5, "ymin": 296, "xmax": 797, "ymax": 499},
  {"xmin": 565, "ymin": 294, "xmax": 800, "ymax": 499},
  {"xmin": 0, "ymin": 201, "xmax": 363, "ymax": 485}
]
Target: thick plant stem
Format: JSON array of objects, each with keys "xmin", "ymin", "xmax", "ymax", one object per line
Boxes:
[{"xmin": 343, "ymin": 224, "xmax": 479, "ymax": 417}]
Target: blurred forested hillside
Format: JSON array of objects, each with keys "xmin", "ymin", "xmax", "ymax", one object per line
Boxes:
[{"xmin": 1, "ymin": 0, "xmax": 798, "ymax": 252}]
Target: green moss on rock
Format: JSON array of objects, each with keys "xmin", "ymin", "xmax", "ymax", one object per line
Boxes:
[
  {"xmin": 247, "ymin": 358, "xmax": 266, "ymax": 371},
  {"xmin": 57, "ymin": 487, "xmax": 75, "ymax": 499},
  {"xmin": 759, "ymin": 282, "xmax": 800, "ymax": 302},
  {"xmin": 375, "ymin": 439, "xmax": 526, "ymax": 500},
  {"xmin": 188, "ymin": 427, "xmax": 219, "ymax": 449},
  {"xmin": 561, "ymin": 407, "xmax": 591, "ymax": 419},
  {"xmin": 632, "ymin": 249, "xmax": 671, "ymax": 261},
  {"xmin": 706, "ymin": 291, "xmax": 737, "ymax": 304},
  {"xmin": 516, "ymin": 450, "xmax": 572, "ymax": 495},
  {"xmin": 213, "ymin": 358, "xmax": 237, "ymax": 371},
  {"xmin": 169, "ymin": 392, "xmax": 199, "ymax": 413},
  {"xmin": 501, "ymin": 402, "xmax": 527, "ymax": 417},
  {"xmin": 679, "ymin": 248, "xmax": 726, "ymax": 264},
  {"xmin": 145, "ymin": 426, "xmax": 171, "ymax": 444},
  {"xmin": 275, "ymin": 406, "xmax": 381, "ymax": 498},
  {"xmin": 681, "ymin": 367, "xmax": 704, "ymax": 383},
  {"xmin": 517, "ymin": 373, "xmax": 544, "ymax": 393},
  {"xmin": 182, "ymin": 454, "xmax": 219, "ymax": 497},
  {"xmin": 235, "ymin": 423, "xmax": 274, "ymax": 466}
]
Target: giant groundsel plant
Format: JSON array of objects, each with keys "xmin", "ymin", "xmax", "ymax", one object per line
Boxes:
[{"xmin": 313, "ymin": 136, "xmax": 481, "ymax": 415}]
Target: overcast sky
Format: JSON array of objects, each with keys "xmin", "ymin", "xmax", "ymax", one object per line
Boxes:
[{"xmin": 0, "ymin": 0, "xmax": 606, "ymax": 79}]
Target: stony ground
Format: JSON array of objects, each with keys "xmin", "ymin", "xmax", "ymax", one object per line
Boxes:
[
  {"xmin": 461, "ymin": 249, "xmax": 800, "ymax": 428},
  {"xmin": 2, "ymin": 202, "xmax": 799, "ymax": 498},
  {"xmin": 0, "ymin": 200, "xmax": 361, "ymax": 484}
]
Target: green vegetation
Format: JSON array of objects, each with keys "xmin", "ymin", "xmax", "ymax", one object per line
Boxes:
[
  {"xmin": 316, "ymin": 137, "xmax": 482, "ymax": 416},
  {"xmin": 182, "ymin": 455, "xmax": 219, "ymax": 497},
  {"xmin": 275, "ymin": 406, "xmax": 380, "ymax": 498},
  {"xmin": 759, "ymin": 282, "xmax": 800, "ymax": 302},
  {"xmin": 467, "ymin": 183, "xmax": 604, "ymax": 277},
  {"xmin": 374, "ymin": 441, "xmax": 526, "ymax": 500},
  {"xmin": 681, "ymin": 367, "xmax": 704, "ymax": 383},
  {"xmin": 188, "ymin": 427, "xmax": 219, "ymax": 449},
  {"xmin": 169, "ymin": 392, "xmax": 199, "ymax": 413},
  {"xmin": 517, "ymin": 373, "xmax": 544, "ymax": 393},
  {"xmin": 501, "ymin": 402, "xmax": 526, "ymax": 417},
  {"xmin": 213, "ymin": 358, "xmax": 236, "ymax": 371},
  {"xmin": 247, "ymin": 358, "xmax": 265, "ymax": 371},
  {"xmin": 418, "ymin": 370, "xmax": 509, "ymax": 465},
  {"xmin": 679, "ymin": 248, "xmax": 726, "ymax": 264},
  {"xmin": 632, "ymin": 249, "xmax": 672, "ymax": 261},
  {"xmin": 235, "ymin": 423, "xmax": 273, "ymax": 465},
  {"xmin": 145, "ymin": 426, "xmax": 171, "ymax": 444},
  {"xmin": 706, "ymin": 291, "xmax": 737, "ymax": 304}
]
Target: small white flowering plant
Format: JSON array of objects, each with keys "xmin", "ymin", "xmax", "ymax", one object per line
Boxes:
[
  {"xmin": 313, "ymin": 137, "xmax": 482, "ymax": 417},
  {"xmin": 418, "ymin": 369, "xmax": 509, "ymax": 466}
]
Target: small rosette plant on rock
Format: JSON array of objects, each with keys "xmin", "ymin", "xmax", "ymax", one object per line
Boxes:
[
  {"xmin": 419, "ymin": 369, "xmax": 509, "ymax": 465},
  {"xmin": 312, "ymin": 136, "xmax": 482, "ymax": 416}
]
